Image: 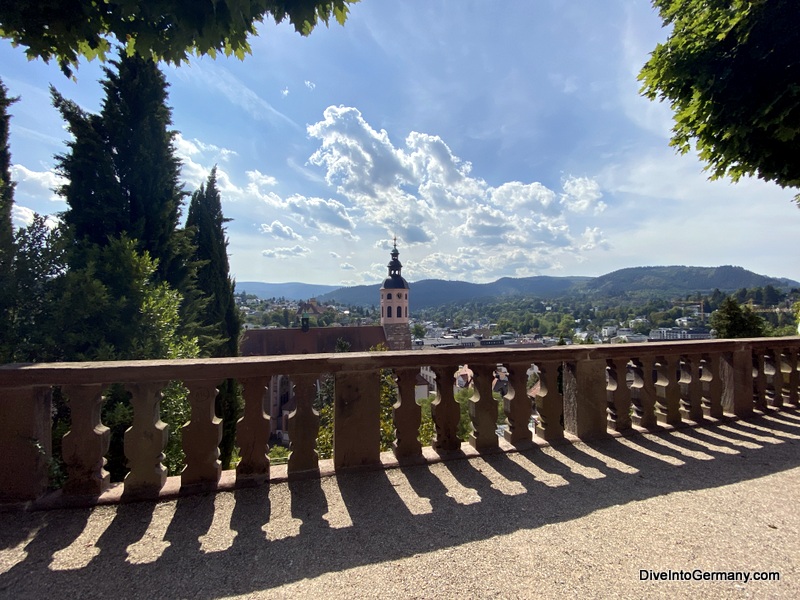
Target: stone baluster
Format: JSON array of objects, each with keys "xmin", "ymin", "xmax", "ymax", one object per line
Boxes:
[
  {"xmin": 564, "ymin": 359, "xmax": 608, "ymax": 439},
  {"xmin": 753, "ymin": 350, "xmax": 768, "ymax": 411},
  {"xmin": 469, "ymin": 363, "xmax": 499, "ymax": 451},
  {"xmin": 123, "ymin": 381, "xmax": 168, "ymax": 496},
  {"xmin": 288, "ymin": 373, "xmax": 321, "ymax": 476},
  {"xmin": 783, "ymin": 347, "xmax": 799, "ymax": 407},
  {"xmin": 630, "ymin": 357, "xmax": 657, "ymax": 429},
  {"xmin": 606, "ymin": 358, "xmax": 632, "ymax": 433},
  {"xmin": 334, "ymin": 370, "xmax": 381, "ymax": 469},
  {"xmin": 765, "ymin": 348, "xmax": 781, "ymax": 408},
  {"xmin": 392, "ymin": 367, "xmax": 423, "ymax": 460},
  {"xmin": 654, "ymin": 355, "xmax": 681, "ymax": 426},
  {"xmin": 62, "ymin": 384, "xmax": 110, "ymax": 495},
  {"xmin": 700, "ymin": 353, "xmax": 723, "ymax": 418},
  {"xmin": 678, "ymin": 355, "xmax": 703, "ymax": 422},
  {"xmin": 534, "ymin": 360, "xmax": 564, "ymax": 442},
  {"xmin": 236, "ymin": 377, "xmax": 270, "ymax": 485},
  {"xmin": 181, "ymin": 381, "xmax": 222, "ymax": 489},
  {"xmin": 503, "ymin": 362, "xmax": 533, "ymax": 445},
  {"xmin": 431, "ymin": 366, "xmax": 461, "ymax": 454},
  {"xmin": 0, "ymin": 386, "xmax": 52, "ymax": 501}
]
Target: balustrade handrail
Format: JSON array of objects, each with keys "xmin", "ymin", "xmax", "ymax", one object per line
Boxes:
[
  {"xmin": 0, "ymin": 337, "xmax": 789, "ymax": 387},
  {"xmin": 1, "ymin": 336, "xmax": 798, "ymax": 504}
]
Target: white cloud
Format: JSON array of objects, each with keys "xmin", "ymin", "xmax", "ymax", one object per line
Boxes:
[
  {"xmin": 11, "ymin": 205, "xmax": 59, "ymax": 230},
  {"xmin": 281, "ymin": 87, "xmax": 289, "ymax": 97},
  {"xmin": 11, "ymin": 205, "xmax": 35, "ymax": 229},
  {"xmin": 304, "ymin": 80, "xmax": 316, "ymax": 91},
  {"xmin": 304, "ymin": 105, "xmax": 609, "ymax": 279},
  {"xmin": 10, "ymin": 165, "xmax": 66, "ymax": 201},
  {"xmin": 260, "ymin": 221, "xmax": 302, "ymax": 240},
  {"xmin": 261, "ymin": 245, "xmax": 311, "ymax": 259},
  {"xmin": 560, "ymin": 177, "xmax": 607, "ymax": 214},
  {"xmin": 340, "ymin": 262, "xmax": 356, "ymax": 271}
]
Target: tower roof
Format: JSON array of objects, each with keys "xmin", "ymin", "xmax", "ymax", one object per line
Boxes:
[{"xmin": 382, "ymin": 238, "xmax": 409, "ymax": 290}]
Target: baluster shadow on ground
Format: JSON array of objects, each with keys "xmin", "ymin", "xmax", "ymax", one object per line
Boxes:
[{"xmin": 0, "ymin": 411, "xmax": 798, "ymax": 599}]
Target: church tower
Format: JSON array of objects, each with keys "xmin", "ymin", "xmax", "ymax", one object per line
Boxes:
[{"xmin": 380, "ymin": 239, "xmax": 412, "ymax": 350}]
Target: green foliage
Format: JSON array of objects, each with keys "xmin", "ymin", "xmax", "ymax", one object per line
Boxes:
[
  {"xmin": 411, "ymin": 323, "xmax": 426, "ymax": 339},
  {"xmin": 0, "ymin": 0, "xmax": 359, "ymax": 76},
  {"xmin": 3, "ymin": 215, "xmax": 66, "ymax": 362},
  {"xmin": 187, "ymin": 168, "xmax": 243, "ymax": 469},
  {"xmin": 0, "ymin": 78, "xmax": 18, "ymax": 362},
  {"xmin": 710, "ymin": 296, "xmax": 767, "ymax": 339},
  {"xmin": 640, "ymin": 0, "xmax": 800, "ymax": 199}
]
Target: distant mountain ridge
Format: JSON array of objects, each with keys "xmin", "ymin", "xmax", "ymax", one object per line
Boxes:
[
  {"xmin": 237, "ymin": 266, "xmax": 799, "ymax": 308},
  {"xmin": 235, "ymin": 281, "xmax": 340, "ymax": 300}
]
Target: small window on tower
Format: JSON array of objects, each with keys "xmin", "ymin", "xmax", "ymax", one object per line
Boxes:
[
  {"xmin": 387, "ymin": 293, "xmax": 393, "ymax": 300},
  {"xmin": 387, "ymin": 306, "xmax": 393, "ymax": 318}
]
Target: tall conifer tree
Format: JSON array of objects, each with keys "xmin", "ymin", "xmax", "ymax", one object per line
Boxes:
[
  {"xmin": 0, "ymin": 79, "xmax": 17, "ymax": 362},
  {"xmin": 54, "ymin": 51, "xmax": 200, "ymax": 337},
  {"xmin": 187, "ymin": 167, "xmax": 242, "ymax": 468}
]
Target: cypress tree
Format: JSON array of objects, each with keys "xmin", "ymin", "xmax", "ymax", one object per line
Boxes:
[
  {"xmin": 54, "ymin": 51, "xmax": 201, "ymax": 338},
  {"xmin": 0, "ymin": 79, "xmax": 18, "ymax": 362},
  {"xmin": 187, "ymin": 167, "xmax": 242, "ymax": 468}
]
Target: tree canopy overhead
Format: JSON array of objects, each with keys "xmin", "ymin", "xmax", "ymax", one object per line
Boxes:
[
  {"xmin": 639, "ymin": 0, "xmax": 800, "ymax": 199},
  {"xmin": 0, "ymin": 0, "xmax": 358, "ymax": 75}
]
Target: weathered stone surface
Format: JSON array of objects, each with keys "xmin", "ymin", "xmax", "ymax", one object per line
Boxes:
[
  {"xmin": 181, "ymin": 381, "xmax": 222, "ymax": 488},
  {"xmin": 62, "ymin": 384, "xmax": 110, "ymax": 495},
  {"xmin": 334, "ymin": 370, "xmax": 381, "ymax": 469}
]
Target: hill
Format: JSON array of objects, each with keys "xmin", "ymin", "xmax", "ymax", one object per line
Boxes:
[
  {"xmin": 318, "ymin": 275, "xmax": 591, "ymax": 309},
  {"xmin": 235, "ymin": 281, "xmax": 340, "ymax": 300},
  {"xmin": 581, "ymin": 265, "xmax": 798, "ymax": 297},
  {"xmin": 239, "ymin": 266, "xmax": 799, "ymax": 308}
]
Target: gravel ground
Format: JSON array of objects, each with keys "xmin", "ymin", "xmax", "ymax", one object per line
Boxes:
[{"xmin": 1, "ymin": 410, "xmax": 799, "ymax": 600}]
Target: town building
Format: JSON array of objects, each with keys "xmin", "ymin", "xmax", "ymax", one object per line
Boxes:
[{"xmin": 239, "ymin": 242, "xmax": 414, "ymax": 442}]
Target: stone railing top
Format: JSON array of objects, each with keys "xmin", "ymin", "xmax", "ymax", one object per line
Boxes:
[{"xmin": 0, "ymin": 337, "xmax": 797, "ymax": 387}]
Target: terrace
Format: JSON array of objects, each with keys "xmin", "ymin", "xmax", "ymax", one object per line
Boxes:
[{"xmin": 1, "ymin": 338, "xmax": 799, "ymax": 597}]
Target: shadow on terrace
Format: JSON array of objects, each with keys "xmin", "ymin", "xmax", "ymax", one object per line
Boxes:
[{"xmin": 1, "ymin": 411, "xmax": 799, "ymax": 598}]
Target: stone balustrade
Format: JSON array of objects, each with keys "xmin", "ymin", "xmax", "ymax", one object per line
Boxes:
[{"xmin": 1, "ymin": 337, "xmax": 798, "ymax": 502}]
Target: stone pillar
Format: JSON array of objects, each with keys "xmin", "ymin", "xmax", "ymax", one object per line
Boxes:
[
  {"xmin": 0, "ymin": 386, "xmax": 52, "ymax": 501},
  {"xmin": 563, "ymin": 359, "xmax": 608, "ymax": 439},
  {"xmin": 722, "ymin": 346, "xmax": 754, "ymax": 418},
  {"xmin": 701, "ymin": 353, "xmax": 724, "ymax": 419},
  {"xmin": 334, "ymin": 370, "xmax": 381, "ymax": 469},
  {"xmin": 630, "ymin": 357, "xmax": 657, "ymax": 429}
]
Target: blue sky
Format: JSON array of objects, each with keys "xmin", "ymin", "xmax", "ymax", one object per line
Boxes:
[{"xmin": 2, "ymin": 0, "xmax": 799, "ymax": 286}]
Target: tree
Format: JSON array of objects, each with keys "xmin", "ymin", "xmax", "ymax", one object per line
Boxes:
[
  {"xmin": 54, "ymin": 52, "xmax": 201, "ymax": 336},
  {"xmin": 186, "ymin": 168, "xmax": 243, "ymax": 469},
  {"xmin": 0, "ymin": 78, "xmax": 18, "ymax": 362},
  {"xmin": 0, "ymin": 0, "xmax": 358, "ymax": 76},
  {"xmin": 640, "ymin": 1, "xmax": 800, "ymax": 199},
  {"xmin": 411, "ymin": 323, "xmax": 426, "ymax": 339},
  {"xmin": 710, "ymin": 296, "xmax": 766, "ymax": 339}
]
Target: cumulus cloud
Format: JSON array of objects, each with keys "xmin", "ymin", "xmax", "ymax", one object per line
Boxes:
[
  {"xmin": 303, "ymin": 105, "xmax": 609, "ymax": 281},
  {"xmin": 11, "ymin": 205, "xmax": 36, "ymax": 229},
  {"xmin": 262, "ymin": 245, "xmax": 311, "ymax": 259},
  {"xmin": 10, "ymin": 165, "xmax": 66, "ymax": 201},
  {"xmin": 560, "ymin": 176, "xmax": 607, "ymax": 214},
  {"xmin": 11, "ymin": 205, "xmax": 60, "ymax": 230},
  {"xmin": 260, "ymin": 220, "xmax": 302, "ymax": 240},
  {"xmin": 340, "ymin": 262, "xmax": 356, "ymax": 271}
]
